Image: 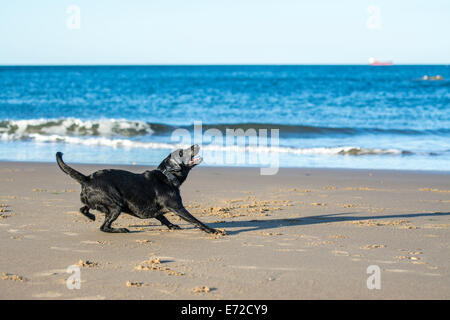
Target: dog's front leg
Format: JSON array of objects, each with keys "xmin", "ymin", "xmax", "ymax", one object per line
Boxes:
[
  {"xmin": 166, "ymin": 205, "xmax": 218, "ymax": 234},
  {"xmin": 155, "ymin": 214, "xmax": 181, "ymax": 230}
]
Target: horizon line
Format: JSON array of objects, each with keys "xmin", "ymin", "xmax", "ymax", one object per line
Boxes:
[{"xmin": 1, "ymin": 63, "xmax": 449, "ymax": 67}]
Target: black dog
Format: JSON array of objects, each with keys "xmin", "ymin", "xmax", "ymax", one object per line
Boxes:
[{"xmin": 56, "ymin": 145, "xmax": 219, "ymax": 234}]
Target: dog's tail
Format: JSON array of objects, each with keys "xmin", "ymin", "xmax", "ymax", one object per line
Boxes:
[{"xmin": 56, "ymin": 152, "xmax": 88, "ymax": 184}]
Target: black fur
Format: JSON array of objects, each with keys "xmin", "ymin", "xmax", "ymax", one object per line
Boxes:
[{"xmin": 56, "ymin": 145, "xmax": 218, "ymax": 234}]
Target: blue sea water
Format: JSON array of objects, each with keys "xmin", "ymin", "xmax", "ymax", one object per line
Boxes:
[{"xmin": 0, "ymin": 65, "xmax": 449, "ymax": 171}]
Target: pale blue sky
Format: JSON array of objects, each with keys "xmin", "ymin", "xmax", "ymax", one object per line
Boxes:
[{"xmin": 1, "ymin": 0, "xmax": 449, "ymax": 65}]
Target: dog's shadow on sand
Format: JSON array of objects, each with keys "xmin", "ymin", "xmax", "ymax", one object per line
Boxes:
[{"xmin": 208, "ymin": 211, "xmax": 450, "ymax": 235}]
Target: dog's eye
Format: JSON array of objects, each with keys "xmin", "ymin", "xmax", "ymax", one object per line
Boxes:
[{"xmin": 179, "ymin": 150, "xmax": 183, "ymax": 157}]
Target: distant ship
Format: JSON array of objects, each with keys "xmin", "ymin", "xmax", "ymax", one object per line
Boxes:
[
  {"xmin": 421, "ymin": 75, "xmax": 444, "ymax": 81},
  {"xmin": 369, "ymin": 57, "xmax": 392, "ymax": 66}
]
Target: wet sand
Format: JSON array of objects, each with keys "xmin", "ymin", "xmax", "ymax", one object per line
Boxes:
[{"xmin": 0, "ymin": 161, "xmax": 449, "ymax": 299}]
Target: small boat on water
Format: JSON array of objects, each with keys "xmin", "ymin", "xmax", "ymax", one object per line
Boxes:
[
  {"xmin": 369, "ymin": 57, "xmax": 393, "ymax": 66},
  {"xmin": 421, "ymin": 75, "xmax": 444, "ymax": 81}
]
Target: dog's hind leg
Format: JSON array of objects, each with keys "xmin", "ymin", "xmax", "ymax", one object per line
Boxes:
[
  {"xmin": 155, "ymin": 215, "xmax": 181, "ymax": 230},
  {"xmin": 79, "ymin": 190, "xmax": 95, "ymax": 221},
  {"xmin": 100, "ymin": 206, "xmax": 129, "ymax": 233},
  {"xmin": 80, "ymin": 206, "xmax": 95, "ymax": 221}
]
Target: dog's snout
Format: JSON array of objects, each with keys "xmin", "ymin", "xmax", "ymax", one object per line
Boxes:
[{"xmin": 191, "ymin": 144, "xmax": 200, "ymax": 155}]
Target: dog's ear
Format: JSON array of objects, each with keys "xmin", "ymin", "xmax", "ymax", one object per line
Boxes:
[
  {"xmin": 168, "ymin": 157, "xmax": 182, "ymax": 171},
  {"xmin": 158, "ymin": 153, "xmax": 179, "ymax": 172}
]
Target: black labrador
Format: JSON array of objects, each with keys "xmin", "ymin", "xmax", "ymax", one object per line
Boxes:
[{"xmin": 56, "ymin": 145, "xmax": 219, "ymax": 234}]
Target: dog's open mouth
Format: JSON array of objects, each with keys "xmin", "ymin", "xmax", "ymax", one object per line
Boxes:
[
  {"xmin": 188, "ymin": 144, "xmax": 202, "ymax": 166},
  {"xmin": 189, "ymin": 155, "xmax": 202, "ymax": 166}
]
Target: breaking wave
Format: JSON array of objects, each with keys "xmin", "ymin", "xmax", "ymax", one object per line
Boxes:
[
  {"xmin": 1, "ymin": 118, "xmax": 448, "ymax": 138},
  {"xmin": 0, "ymin": 118, "xmax": 153, "ymax": 137},
  {"xmin": 0, "ymin": 131, "xmax": 415, "ymax": 156}
]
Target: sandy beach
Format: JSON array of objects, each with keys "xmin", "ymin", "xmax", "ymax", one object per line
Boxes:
[{"xmin": 0, "ymin": 161, "xmax": 449, "ymax": 299}]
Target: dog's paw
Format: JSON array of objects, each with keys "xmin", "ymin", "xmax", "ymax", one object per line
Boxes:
[
  {"xmin": 101, "ymin": 227, "xmax": 130, "ymax": 233},
  {"xmin": 168, "ymin": 224, "xmax": 181, "ymax": 230},
  {"xmin": 203, "ymin": 227, "xmax": 225, "ymax": 235},
  {"xmin": 213, "ymin": 228, "xmax": 226, "ymax": 236},
  {"xmin": 80, "ymin": 207, "xmax": 95, "ymax": 221},
  {"xmin": 204, "ymin": 228, "xmax": 226, "ymax": 238}
]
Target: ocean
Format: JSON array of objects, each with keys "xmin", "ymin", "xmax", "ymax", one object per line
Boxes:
[{"xmin": 0, "ymin": 65, "xmax": 449, "ymax": 171}]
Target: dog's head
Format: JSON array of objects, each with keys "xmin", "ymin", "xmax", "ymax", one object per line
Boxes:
[{"xmin": 157, "ymin": 144, "xmax": 202, "ymax": 186}]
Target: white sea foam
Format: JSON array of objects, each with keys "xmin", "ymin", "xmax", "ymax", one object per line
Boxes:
[
  {"xmin": 0, "ymin": 118, "xmax": 414, "ymax": 156},
  {"xmin": 0, "ymin": 131, "xmax": 408, "ymax": 156},
  {"xmin": 0, "ymin": 118, "xmax": 153, "ymax": 137}
]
